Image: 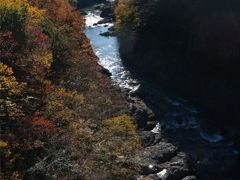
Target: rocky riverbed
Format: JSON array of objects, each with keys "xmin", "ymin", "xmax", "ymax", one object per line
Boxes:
[{"xmin": 83, "ymin": 2, "xmax": 240, "ymax": 179}]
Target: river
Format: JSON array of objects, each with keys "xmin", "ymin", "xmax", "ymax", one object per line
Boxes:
[
  {"xmin": 83, "ymin": 5, "xmax": 234, "ymax": 144},
  {"xmin": 84, "ymin": 7, "xmax": 139, "ymax": 90}
]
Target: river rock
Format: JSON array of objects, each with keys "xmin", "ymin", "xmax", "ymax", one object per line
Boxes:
[
  {"xmin": 99, "ymin": 31, "xmax": 117, "ymax": 37},
  {"xmin": 129, "ymin": 99, "xmax": 155, "ymax": 129},
  {"xmin": 100, "ymin": 67, "xmax": 112, "ymax": 76},
  {"xmin": 140, "ymin": 131, "xmax": 162, "ymax": 147},
  {"xmin": 138, "ymin": 142, "xmax": 178, "ymax": 167},
  {"xmin": 80, "ymin": 10, "xmax": 87, "ymax": 15},
  {"xmin": 108, "ymin": 26, "xmax": 115, "ymax": 32},
  {"xmin": 160, "ymin": 152, "xmax": 190, "ymax": 180},
  {"xmin": 97, "ymin": 18, "xmax": 112, "ymax": 24}
]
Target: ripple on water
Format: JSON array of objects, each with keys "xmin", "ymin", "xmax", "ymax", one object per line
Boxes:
[{"xmin": 199, "ymin": 129, "xmax": 224, "ymax": 143}]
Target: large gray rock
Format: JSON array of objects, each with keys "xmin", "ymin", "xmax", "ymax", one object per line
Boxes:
[
  {"xmin": 182, "ymin": 176, "xmax": 197, "ymax": 180},
  {"xmin": 138, "ymin": 142, "xmax": 178, "ymax": 168},
  {"xmin": 129, "ymin": 98, "xmax": 155, "ymax": 129},
  {"xmin": 140, "ymin": 131, "xmax": 162, "ymax": 147}
]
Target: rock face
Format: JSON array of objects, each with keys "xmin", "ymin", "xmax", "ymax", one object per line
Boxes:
[{"xmin": 117, "ymin": 0, "xmax": 240, "ymax": 141}]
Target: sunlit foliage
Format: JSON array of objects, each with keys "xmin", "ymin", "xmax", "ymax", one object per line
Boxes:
[
  {"xmin": 45, "ymin": 87, "xmax": 85, "ymax": 126},
  {"xmin": 0, "ymin": 0, "xmax": 28, "ymax": 33},
  {"xmin": 114, "ymin": 0, "xmax": 139, "ymax": 30},
  {"xmin": 0, "ymin": 63, "xmax": 23, "ymax": 120},
  {"xmin": 94, "ymin": 114, "xmax": 140, "ymax": 177}
]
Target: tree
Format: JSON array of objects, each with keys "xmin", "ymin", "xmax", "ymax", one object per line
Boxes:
[
  {"xmin": 0, "ymin": 31, "xmax": 17, "ymax": 61},
  {"xmin": 0, "ymin": 62, "xmax": 23, "ymax": 120},
  {"xmin": 114, "ymin": 0, "xmax": 139, "ymax": 30},
  {"xmin": 94, "ymin": 114, "xmax": 140, "ymax": 177},
  {"xmin": 0, "ymin": 0, "xmax": 29, "ymax": 43}
]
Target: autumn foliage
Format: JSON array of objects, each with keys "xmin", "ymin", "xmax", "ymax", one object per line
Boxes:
[
  {"xmin": 1, "ymin": 0, "xmax": 139, "ymax": 179},
  {"xmin": 114, "ymin": 0, "xmax": 139, "ymax": 30},
  {"xmin": 0, "ymin": 0, "xmax": 56, "ymax": 178},
  {"xmin": 26, "ymin": 112, "xmax": 55, "ymax": 134}
]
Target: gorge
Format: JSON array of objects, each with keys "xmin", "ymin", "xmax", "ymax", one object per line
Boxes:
[
  {"xmin": 0, "ymin": 0, "xmax": 239, "ymax": 179},
  {"xmin": 82, "ymin": 0, "xmax": 240, "ymax": 179}
]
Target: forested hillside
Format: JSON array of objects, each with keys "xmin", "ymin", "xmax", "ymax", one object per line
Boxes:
[
  {"xmin": 115, "ymin": 0, "xmax": 240, "ymax": 141},
  {"xmin": 0, "ymin": 0, "xmax": 139, "ymax": 179}
]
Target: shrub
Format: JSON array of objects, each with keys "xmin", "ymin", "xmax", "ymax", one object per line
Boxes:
[
  {"xmin": 41, "ymin": 19, "xmax": 69, "ymax": 71},
  {"xmin": 45, "ymin": 87, "xmax": 85, "ymax": 126},
  {"xmin": 94, "ymin": 114, "xmax": 140, "ymax": 177},
  {"xmin": 28, "ymin": 112, "xmax": 55, "ymax": 134},
  {"xmin": 0, "ymin": 0, "xmax": 29, "ymax": 43}
]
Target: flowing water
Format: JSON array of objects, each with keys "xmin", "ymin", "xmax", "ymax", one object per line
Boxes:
[{"xmin": 84, "ymin": 8, "xmax": 139, "ymax": 90}]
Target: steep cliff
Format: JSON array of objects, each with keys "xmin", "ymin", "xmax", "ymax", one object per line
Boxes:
[{"xmin": 116, "ymin": 0, "xmax": 240, "ymax": 140}]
